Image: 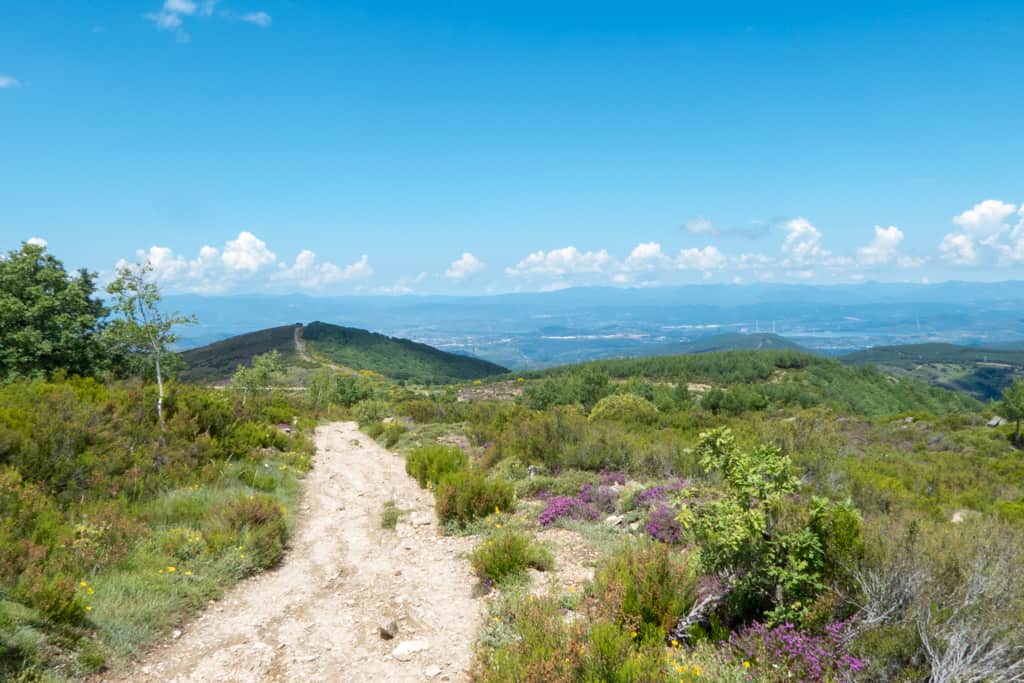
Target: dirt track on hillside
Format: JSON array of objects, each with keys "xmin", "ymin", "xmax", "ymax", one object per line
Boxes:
[{"xmin": 99, "ymin": 422, "xmax": 481, "ymax": 682}]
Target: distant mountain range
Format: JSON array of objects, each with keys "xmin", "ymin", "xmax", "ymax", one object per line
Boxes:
[
  {"xmin": 166, "ymin": 280, "xmax": 1024, "ymax": 370},
  {"xmin": 180, "ymin": 322, "xmax": 508, "ymax": 384}
]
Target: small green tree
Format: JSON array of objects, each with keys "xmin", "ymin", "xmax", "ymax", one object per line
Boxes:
[
  {"xmin": 232, "ymin": 350, "xmax": 285, "ymax": 406},
  {"xmin": 1000, "ymin": 378, "xmax": 1024, "ymax": 443},
  {"xmin": 674, "ymin": 428, "xmax": 861, "ymax": 631},
  {"xmin": 0, "ymin": 242, "xmax": 108, "ymax": 378},
  {"xmin": 105, "ymin": 262, "xmax": 195, "ymax": 428}
]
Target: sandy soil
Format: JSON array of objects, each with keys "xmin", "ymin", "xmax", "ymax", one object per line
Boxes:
[{"xmin": 99, "ymin": 422, "xmax": 481, "ymax": 683}]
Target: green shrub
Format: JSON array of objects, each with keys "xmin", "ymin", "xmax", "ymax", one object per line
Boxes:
[
  {"xmin": 406, "ymin": 445, "xmax": 468, "ymax": 488},
  {"xmin": 219, "ymin": 495, "xmax": 288, "ymax": 568},
  {"xmin": 514, "ymin": 470, "xmax": 599, "ymax": 498},
  {"xmin": 589, "ymin": 393, "xmax": 660, "ymax": 425},
  {"xmin": 589, "ymin": 539, "xmax": 695, "ymax": 642},
  {"xmin": 435, "ymin": 469, "xmax": 514, "ymax": 526},
  {"xmin": 471, "ymin": 528, "xmax": 553, "ymax": 585},
  {"xmin": 353, "ymin": 399, "xmax": 387, "ymax": 425},
  {"xmin": 473, "ymin": 595, "xmax": 669, "ymax": 682},
  {"xmin": 363, "ymin": 420, "xmax": 386, "ymax": 439},
  {"xmin": 380, "ymin": 500, "xmax": 408, "ymax": 529},
  {"xmin": 380, "ymin": 421, "xmax": 405, "ymax": 448}
]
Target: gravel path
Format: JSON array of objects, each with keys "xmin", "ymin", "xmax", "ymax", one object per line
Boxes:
[{"xmin": 100, "ymin": 422, "xmax": 481, "ymax": 682}]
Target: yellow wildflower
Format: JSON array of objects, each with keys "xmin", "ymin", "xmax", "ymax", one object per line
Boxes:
[
  {"xmin": 630, "ymin": 630, "xmax": 637, "ymax": 639},
  {"xmin": 84, "ymin": 605, "xmax": 92, "ymax": 612},
  {"xmin": 79, "ymin": 581, "xmax": 88, "ymax": 588},
  {"xmin": 87, "ymin": 587, "xmax": 94, "ymax": 595},
  {"xmin": 184, "ymin": 570, "xmax": 193, "ymax": 576},
  {"xmin": 167, "ymin": 566, "xmax": 176, "ymax": 573},
  {"xmin": 743, "ymin": 661, "xmax": 751, "ymax": 669}
]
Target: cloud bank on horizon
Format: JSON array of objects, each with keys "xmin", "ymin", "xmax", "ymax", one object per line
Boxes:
[{"xmin": 34, "ymin": 198, "xmax": 1015, "ymax": 295}]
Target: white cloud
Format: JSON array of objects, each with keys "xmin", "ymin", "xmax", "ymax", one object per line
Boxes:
[
  {"xmin": 733, "ymin": 252, "xmax": 775, "ymax": 270},
  {"xmin": 444, "ymin": 252, "xmax": 484, "ymax": 280},
  {"xmin": 941, "ymin": 199, "xmax": 1021, "ymax": 265},
  {"xmin": 684, "ymin": 216, "xmax": 715, "ymax": 234},
  {"xmin": 856, "ymin": 225, "xmax": 922, "ymax": 268},
  {"xmin": 676, "ymin": 246, "xmax": 725, "ymax": 270},
  {"xmin": 939, "ymin": 232, "xmax": 978, "ymax": 265},
  {"xmin": 624, "ymin": 242, "xmax": 669, "ymax": 271},
  {"xmin": 147, "ymin": 1, "xmax": 270, "ymax": 37},
  {"xmin": 221, "ymin": 231, "xmax": 276, "ymax": 273},
  {"xmin": 274, "ymin": 251, "xmax": 373, "ymax": 288},
  {"xmin": 781, "ymin": 218, "xmax": 830, "ymax": 265},
  {"xmin": 952, "ymin": 199, "xmax": 1017, "ymax": 243},
  {"xmin": 26, "ymin": 237, "xmax": 47, "ymax": 247},
  {"xmin": 506, "ymin": 246, "xmax": 611, "ymax": 276},
  {"xmin": 0, "ymin": 75, "xmax": 20, "ymax": 89},
  {"xmin": 146, "ymin": 0, "xmax": 196, "ymax": 33},
  {"xmin": 121, "ymin": 232, "xmax": 372, "ymax": 293},
  {"xmin": 240, "ymin": 11, "xmax": 272, "ymax": 27}
]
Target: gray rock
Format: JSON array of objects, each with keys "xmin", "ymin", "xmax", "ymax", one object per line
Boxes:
[{"xmin": 379, "ymin": 620, "xmax": 399, "ymax": 640}]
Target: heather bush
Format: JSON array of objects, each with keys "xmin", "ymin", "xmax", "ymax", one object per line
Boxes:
[
  {"xmin": 471, "ymin": 528, "xmax": 553, "ymax": 585},
  {"xmin": 579, "ymin": 483, "xmax": 618, "ymax": 514},
  {"xmin": 406, "ymin": 445, "xmax": 468, "ymax": 488},
  {"xmin": 537, "ymin": 495, "xmax": 600, "ymax": 526},
  {"xmin": 644, "ymin": 503, "xmax": 683, "ymax": 544},
  {"xmin": 435, "ymin": 469, "xmax": 514, "ymax": 526},
  {"xmin": 727, "ymin": 620, "xmax": 865, "ymax": 682}
]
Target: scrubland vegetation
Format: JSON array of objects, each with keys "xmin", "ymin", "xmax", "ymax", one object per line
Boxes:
[
  {"xmin": 373, "ymin": 357, "xmax": 1024, "ymax": 680},
  {"xmin": 4, "ymin": 240, "xmax": 1024, "ymax": 680}
]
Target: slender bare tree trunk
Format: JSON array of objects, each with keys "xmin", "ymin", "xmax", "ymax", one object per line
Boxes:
[{"xmin": 154, "ymin": 353, "xmax": 164, "ymax": 429}]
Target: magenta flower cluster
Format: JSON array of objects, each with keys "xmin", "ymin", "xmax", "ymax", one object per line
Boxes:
[
  {"xmin": 634, "ymin": 479, "xmax": 688, "ymax": 508},
  {"xmin": 579, "ymin": 483, "xmax": 619, "ymax": 513},
  {"xmin": 644, "ymin": 503, "xmax": 683, "ymax": 544},
  {"xmin": 727, "ymin": 620, "xmax": 866, "ymax": 682},
  {"xmin": 600, "ymin": 470, "xmax": 627, "ymax": 486},
  {"xmin": 537, "ymin": 495, "xmax": 600, "ymax": 526}
]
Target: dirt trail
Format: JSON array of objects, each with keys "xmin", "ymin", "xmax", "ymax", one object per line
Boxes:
[{"xmin": 101, "ymin": 422, "xmax": 481, "ymax": 682}]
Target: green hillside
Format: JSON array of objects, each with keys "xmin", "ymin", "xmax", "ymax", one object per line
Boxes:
[
  {"xmin": 180, "ymin": 322, "xmax": 509, "ymax": 384},
  {"xmin": 179, "ymin": 325, "xmax": 303, "ymax": 383},
  {"xmin": 302, "ymin": 321, "xmax": 508, "ymax": 383},
  {"xmin": 840, "ymin": 343, "xmax": 1024, "ymax": 400},
  {"xmin": 527, "ymin": 349, "xmax": 979, "ymax": 416},
  {"xmin": 660, "ymin": 332, "xmax": 813, "ymax": 355}
]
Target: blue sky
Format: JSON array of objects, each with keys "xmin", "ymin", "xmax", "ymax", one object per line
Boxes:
[{"xmin": 2, "ymin": 1, "xmax": 1023, "ymax": 294}]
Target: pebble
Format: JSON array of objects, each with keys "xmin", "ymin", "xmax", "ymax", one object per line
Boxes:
[{"xmin": 393, "ymin": 640, "xmax": 430, "ymax": 661}]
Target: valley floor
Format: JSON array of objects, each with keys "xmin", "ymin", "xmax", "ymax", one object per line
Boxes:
[{"xmin": 97, "ymin": 422, "xmax": 481, "ymax": 683}]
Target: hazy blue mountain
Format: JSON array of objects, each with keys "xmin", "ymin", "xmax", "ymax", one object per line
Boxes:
[{"xmin": 166, "ymin": 281, "xmax": 1024, "ymax": 369}]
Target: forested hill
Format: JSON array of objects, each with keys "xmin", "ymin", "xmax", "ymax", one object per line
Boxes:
[
  {"xmin": 526, "ymin": 350, "xmax": 980, "ymax": 416},
  {"xmin": 840, "ymin": 343, "xmax": 1024, "ymax": 400},
  {"xmin": 180, "ymin": 321, "xmax": 508, "ymax": 384},
  {"xmin": 179, "ymin": 325, "xmax": 301, "ymax": 382},
  {"xmin": 301, "ymin": 321, "xmax": 508, "ymax": 382}
]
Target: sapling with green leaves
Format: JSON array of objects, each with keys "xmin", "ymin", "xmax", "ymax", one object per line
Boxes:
[
  {"xmin": 670, "ymin": 428, "xmax": 862, "ymax": 640},
  {"xmin": 232, "ymin": 350, "xmax": 285, "ymax": 406},
  {"xmin": 105, "ymin": 261, "xmax": 195, "ymax": 429}
]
